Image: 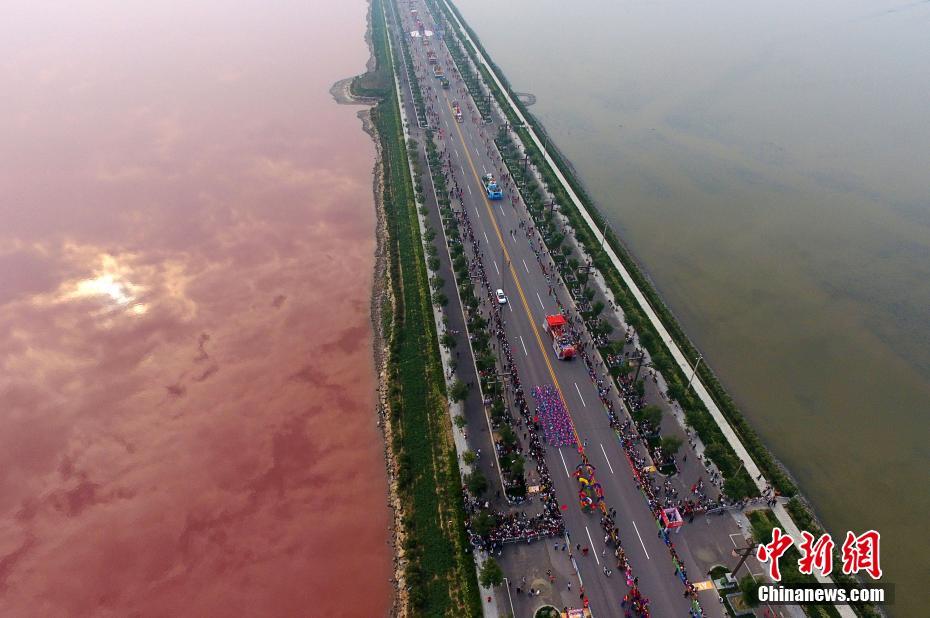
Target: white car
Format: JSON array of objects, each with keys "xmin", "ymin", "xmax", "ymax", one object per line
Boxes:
[{"xmin": 496, "ymin": 289, "xmax": 508, "ymax": 305}]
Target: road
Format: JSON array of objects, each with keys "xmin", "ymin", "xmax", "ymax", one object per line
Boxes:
[{"xmin": 392, "ymin": 2, "xmax": 725, "ymax": 616}]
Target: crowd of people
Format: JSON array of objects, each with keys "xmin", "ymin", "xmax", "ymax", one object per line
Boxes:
[
  {"xmin": 408, "ymin": 15, "xmax": 711, "ymax": 613},
  {"xmin": 425, "ymin": 80, "xmax": 568, "ymax": 549},
  {"xmin": 533, "ymin": 385, "xmax": 576, "ymax": 447},
  {"xmin": 463, "ymin": 495, "xmax": 565, "ymax": 553}
]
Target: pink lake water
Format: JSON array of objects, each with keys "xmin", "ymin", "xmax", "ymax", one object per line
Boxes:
[{"xmin": 0, "ymin": 1, "xmax": 393, "ymax": 615}]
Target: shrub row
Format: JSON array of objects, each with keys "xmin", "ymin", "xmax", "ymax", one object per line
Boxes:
[{"xmin": 373, "ymin": 1, "xmax": 481, "ymax": 614}]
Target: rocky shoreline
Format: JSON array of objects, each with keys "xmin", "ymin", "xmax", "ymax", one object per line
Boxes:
[{"xmin": 330, "ymin": 4, "xmax": 407, "ymax": 616}]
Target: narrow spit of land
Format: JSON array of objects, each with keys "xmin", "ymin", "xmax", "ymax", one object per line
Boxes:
[{"xmin": 361, "ymin": 0, "xmax": 881, "ymax": 616}]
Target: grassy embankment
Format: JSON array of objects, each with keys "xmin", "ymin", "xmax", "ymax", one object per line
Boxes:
[{"xmin": 354, "ymin": 0, "xmax": 481, "ymax": 614}]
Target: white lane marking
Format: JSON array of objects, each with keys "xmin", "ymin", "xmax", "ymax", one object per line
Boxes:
[
  {"xmin": 498, "ymin": 204, "xmax": 505, "ymax": 218},
  {"xmin": 522, "ymin": 259, "xmax": 530, "ymax": 273},
  {"xmin": 474, "ymin": 146, "xmax": 480, "ymax": 158},
  {"xmin": 466, "ymin": 183, "xmax": 472, "ymax": 195},
  {"xmin": 475, "ymin": 206, "xmax": 480, "ymax": 219},
  {"xmin": 508, "ymin": 300, "xmax": 513, "ymax": 312},
  {"xmin": 503, "ymin": 578, "xmax": 516, "ymax": 617},
  {"xmin": 585, "ymin": 526, "xmax": 601, "ymax": 565},
  {"xmin": 574, "ymin": 382, "xmax": 587, "ymax": 408},
  {"xmin": 483, "ymin": 230, "xmax": 490, "ymax": 245},
  {"xmin": 536, "ymin": 292, "xmax": 545, "ymax": 310},
  {"xmin": 632, "ymin": 520, "xmax": 650, "ymax": 559},
  {"xmin": 460, "ymin": 165, "xmax": 465, "ymax": 176},
  {"xmin": 599, "ymin": 443, "xmax": 615, "ymax": 474},
  {"xmin": 558, "ymin": 449, "xmax": 570, "ymax": 478},
  {"xmin": 518, "ymin": 335, "xmax": 528, "ymax": 356},
  {"xmin": 493, "ymin": 260, "xmax": 500, "ymax": 275}
]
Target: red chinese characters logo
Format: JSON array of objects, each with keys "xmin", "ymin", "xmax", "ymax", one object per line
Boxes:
[
  {"xmin": 756, "ymin": 527, "xmax": 794, "ymax": 581},
  {"xmin": 841, "ymin": 530, "xmax": 883, "ymax": 579},
  {"xmin": 798, "ymin": 531, "xmax": 835, "ymax": 576}
]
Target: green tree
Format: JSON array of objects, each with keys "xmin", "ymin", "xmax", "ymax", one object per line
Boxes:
[
  {"xmin": 667, "ymin": 381, "xmax": 687, "ymax": 404},
  {"xmin": 462, "ymin": 450, "xmax": 477, "ymax": 465},
  {"xmin": 634, "ymin": 404, "xmax": 662, "ymax": 431},
  {"xmin": 739, "ymin": 575, "xmax": 761, "ymax": 607},
  {"xmin": 467, "ymin": 471, "xmax": 488, "ymax": 496},
  {"xmin": 661, "ymin": 435, "xmax": 683, "ymax": 456},
  {"xmin": 450, "ymin": 379, "xmax": 469, "ymax": 403},
  {"xmin": 498, "ymin": 424, "xmax": 517, "ymax": 448},
  {"xmin": 471, "ymin": 511, "xmax": 496, "ymax": 537},
  {"xmin": 507, "ymin": 455, "xmax": 525, "ymax": 478},
  {"xmin": 479, "ymin": 558, "xmax": 504, "ymax": 588}
]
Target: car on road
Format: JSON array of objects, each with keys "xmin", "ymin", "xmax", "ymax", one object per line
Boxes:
[
  {"xmin": 484, "ymin": 174, "xmax": 503, "ymax": 200},
  {"xmin": 496, "ymin": 289, "xmax": 508, "ymax": 305}
]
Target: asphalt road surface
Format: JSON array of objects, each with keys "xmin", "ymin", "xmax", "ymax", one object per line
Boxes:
[{"xmin": 393, "ymin": 3, "xmax": 726, "ymax": 616}]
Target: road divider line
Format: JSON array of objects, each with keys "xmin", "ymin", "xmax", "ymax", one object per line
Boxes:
[
  {"xmin": 503, "ymin": 578, "xmax": 516, "ymax": 617},
  {"xmin": 632, "ymin": 520, "xmax": 650, "ymax": 559},
  {"xmin": 599, "ymin": 443, "xmax": 615, "ymax": 474},
  {"xmin": 585, "ymin": 526, "xmax": 601, "ymax": 565},
  {"xmin": 574, "ymin": 382, "xmax": 586, "ymax": 407},
  {"xmin": 444, "ymin": 97, "xmax": 582, "ymax": 451},
  {"xmin": 559, "ymin": 449, "xmax": 570, "ymax": 478}
]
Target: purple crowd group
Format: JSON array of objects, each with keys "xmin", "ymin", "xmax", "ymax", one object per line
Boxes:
[{"xmin": 533, "ymin": 385, "xmax": 576, "ymax": 448}]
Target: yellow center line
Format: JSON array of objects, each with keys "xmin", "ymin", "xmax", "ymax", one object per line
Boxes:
[{"xmin": 443, "ymin": 98, "xmax": 583, "ymax": 450}]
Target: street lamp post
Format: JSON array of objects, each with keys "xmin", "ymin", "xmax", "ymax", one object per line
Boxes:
[{"xmin": 685, "ymin": 353, "xmax": 703, "ymax": 394}]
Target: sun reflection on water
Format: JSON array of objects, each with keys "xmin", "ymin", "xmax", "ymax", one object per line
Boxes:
[{"xmin": 62, "ymin": 254, "xmax": 148, "ymax": 315}]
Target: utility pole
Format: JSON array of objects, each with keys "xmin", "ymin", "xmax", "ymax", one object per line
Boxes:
[
  {"xmin": 685, "ymin": 353, "xmax": 703, "ymax": 394},
  {"xmin": 734, "ymin": 459, "xmax": 746, "ymax": 478},
  {"xmin": 732, "ymin": 539, "xmax": 758, "ymax": 577},
  {"xmin": 633, "ymin": 349, "xmax": 647, "ymax": 384}
]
